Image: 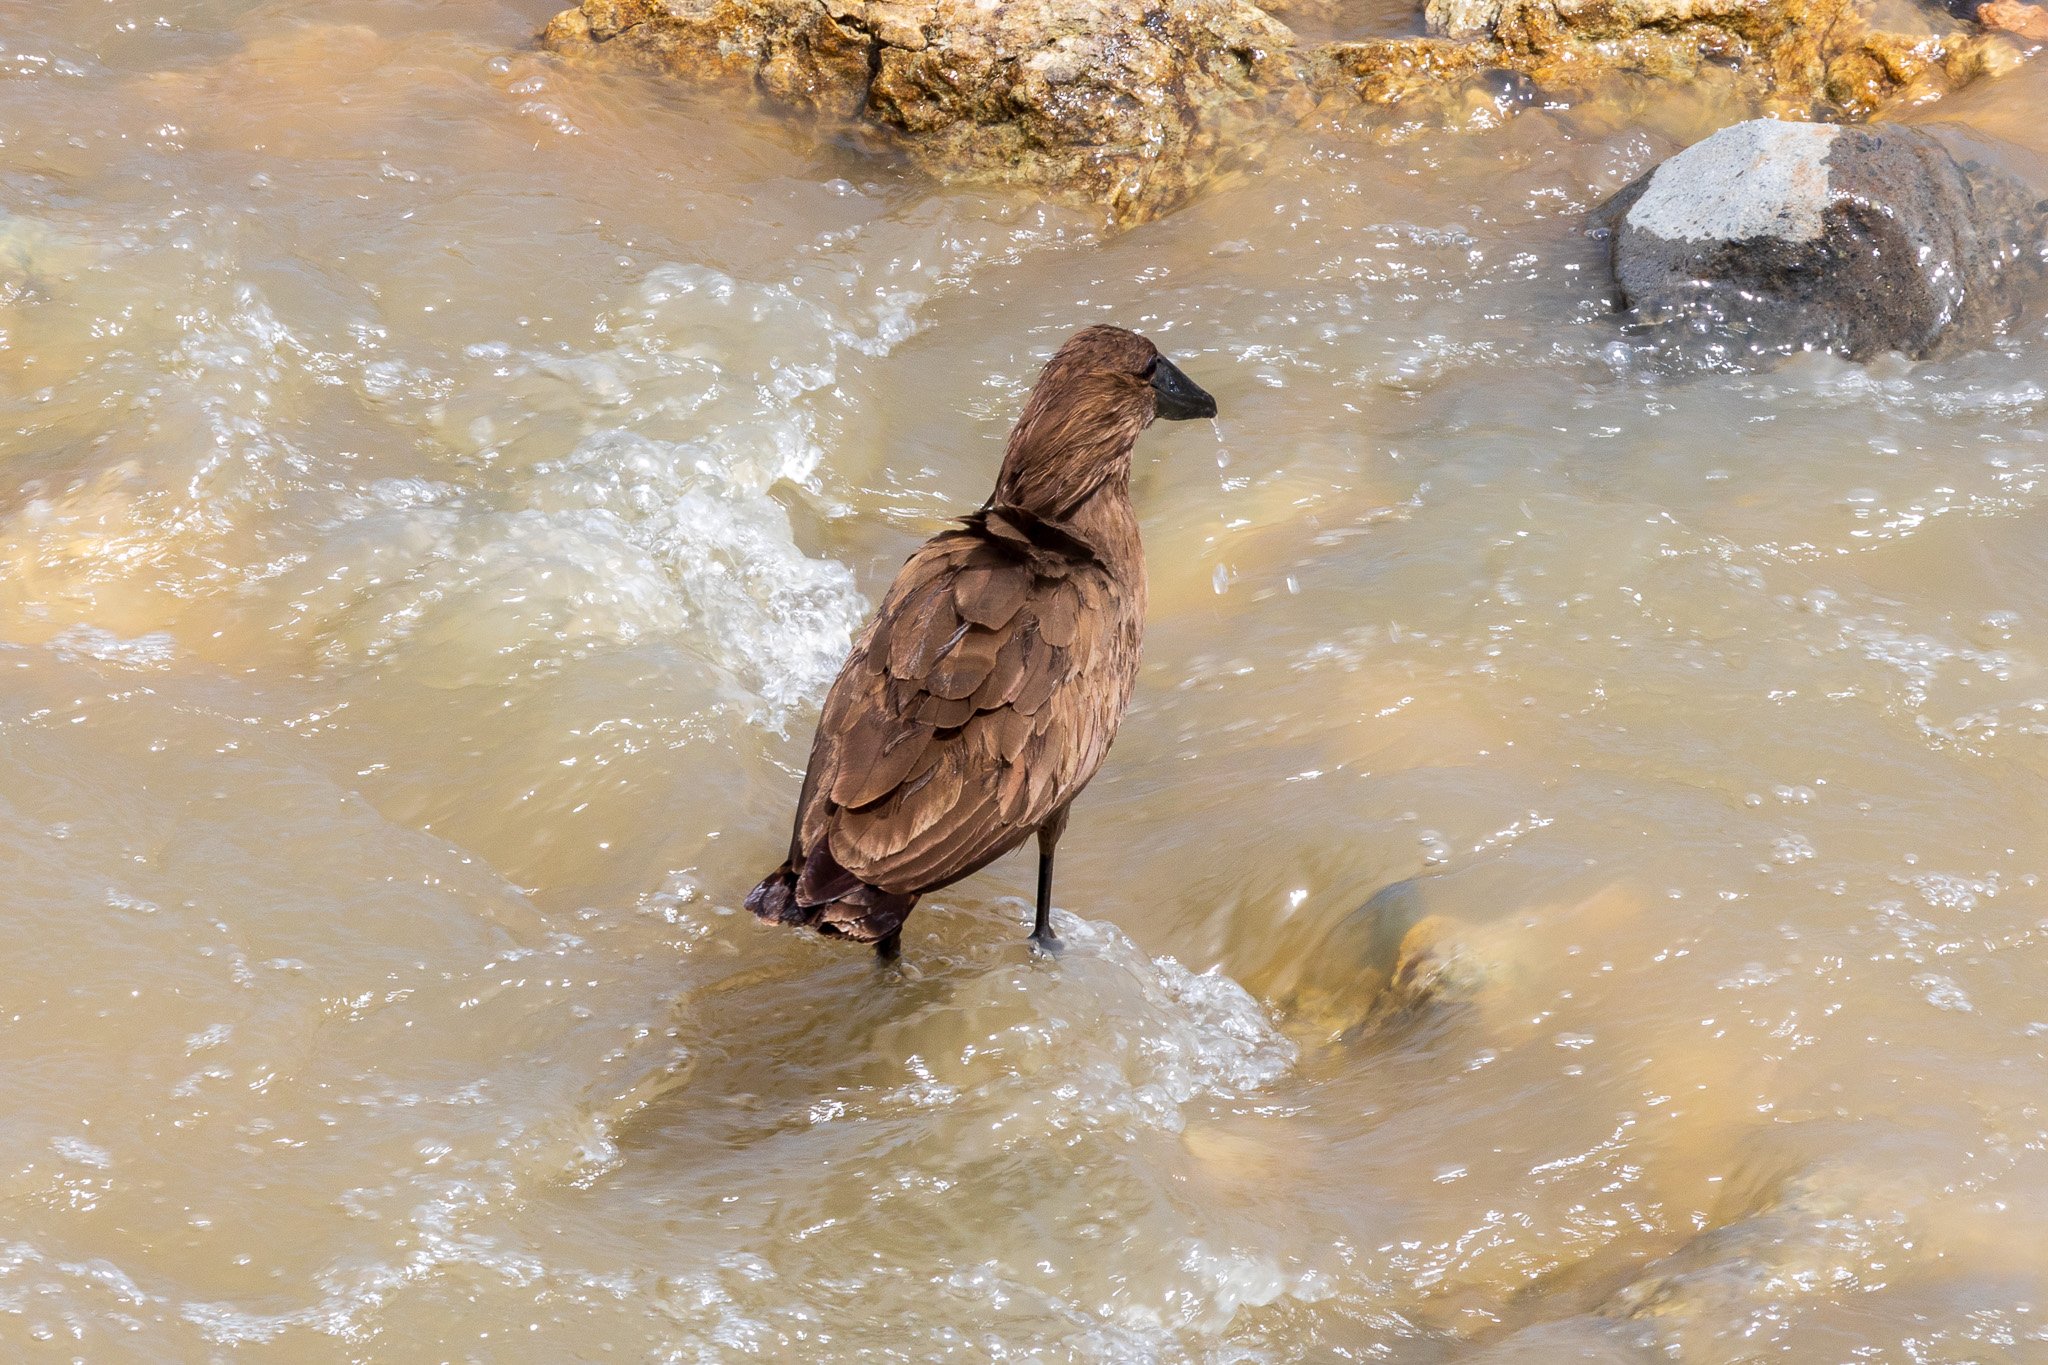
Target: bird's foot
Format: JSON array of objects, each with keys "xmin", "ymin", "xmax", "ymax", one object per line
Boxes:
[
  {"xmin": 1028, "ymin": 929, "xmax": 1063, "ymax": 958},
  {"xmin": 874, "ymin": 928, "xmax": 903, "ymax": 962}
]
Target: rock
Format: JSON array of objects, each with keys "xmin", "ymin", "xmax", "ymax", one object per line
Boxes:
[
  {"xmin": 1274, "ymin": 879, "xmax": 1508, "ymax": 1041},
  {"xmin": 1980, "ymin": 0, "xmax": 2048, "ymax": 39},
  {"xmin": 1598, "ymin": 1119, "xmax": 2004, "ymax": 1354},
  {"xmin": 1312, "ymin": 0, "xmax": 2019, "ymax": 119},
  {"xmin": 1271, "ymin": 878, "xmax": 1433, "ymax": 1040},
  {"xmin": 0, "ymin": 212, "xmax": 97, "ymax": 306},
  {"xmin": 543, "ymin": 0, "xmax": 2031, "ymax": 222},
  {"xmin": 1387, "ymin": 913, "xmax": 1493, "ymax": 1007},
  {"xmin": 1600, "ymin": 119, "xmax": 2048, "ymax": 362},
  {"xmin": 1309, "ymin": 35, "xmax": 1488, "ymax": 108},
  {"xmin": 543, "ymin": 0, "xmax": 1301, "ymax": 225}
]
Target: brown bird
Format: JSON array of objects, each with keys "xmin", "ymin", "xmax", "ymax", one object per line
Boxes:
[{"xmin": 745, "ymin": 325, "xmax": 1218, "ymax": 958}]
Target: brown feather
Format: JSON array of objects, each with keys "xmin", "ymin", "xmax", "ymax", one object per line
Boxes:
[
  {"xmin": 863, "ymin": 607, "xmax": 894, "ymax": 673},
  {"xmin": 832, "ymin": 720, "xmax": 935, "ymax": 809},
  {"xmin": 971, "ymin": 628, "xmax": 1031, "ymax": 711},
  {"xmin": 997, "ymin": 757, "xmax": 1034, "ymax": 823},
  {"xmin": 887, "ymin": 813, "xmax": 1007, "ymax": 890},
  {"xmin": 823, "ymin": 708, "xmax": 892, "ymax": 807},
  {"xmin": 913, "ymin": 691, "xmax": 979, "ymax": 728},
  {"xmin": 1035, "ymin": 589, "xmax": 1079, "ymax": 649},
  {"xmin": 794, "ymin": 842, "xmax": 861, "ymax": 906},
  {"xmin": 953, "ymin": 557, "xmax": 1030, "ymax": 630},
  {"xmin": 925, "ymin": 625, "xmax": 1003, "ymax": 700},
  {"xmin": 1012, "ymin": 649, "xmax": 1065, "ymax": 716},
  {"xmin": 889, "ymin": 585, "xmax": 962, "ymax": 680},
  {"xmin": 992, "ymin": 705, "xmax": 1035, "ymax": 763},
  {"xmin": 980, "ymin": 509, "xmax": 1033, "ymax": 552}
]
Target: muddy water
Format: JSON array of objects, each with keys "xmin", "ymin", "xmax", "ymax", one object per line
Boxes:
[{"xmin": 8, "ymin": 1, "xmax": 2048, "ymax": 1359}]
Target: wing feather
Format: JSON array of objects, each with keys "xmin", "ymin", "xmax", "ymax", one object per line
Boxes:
[
  {"xmin": 971, "ymin": 628, "xmax": 1031, "ymax": 710},
  {"xmin": 890, "ymin": 584, "xmax": 963, "ymax": 680},
  {"xmin": 954, "ymin": 555, "xmax": 1030, "ymax": 630},
  {"xmin": 793, "ymin": 521, "xmax": 1138, "ymax": 899},
  {"xmin": 830, "ymin": 715, "xmax": 934, "ymax": 809},
  {"xmin": 926, "ymin": 625, "xmax": 1003, "ymax": 700},
  {"xmin": 1011, "ymin": 650, "xmax": 1062, "ymax": 716},
  {"xmin": 1035, "ymin": 591, "xmax": 1078, "ymax": 648},
  {"xmin": 912, "ymin": 691, "xmax": 979, "ymax": 728}
]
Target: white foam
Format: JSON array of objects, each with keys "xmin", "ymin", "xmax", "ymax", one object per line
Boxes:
[
  {"xmin": 531, "ymin": 427, "xmax": 865, "ymax": 714},
  {"xmin": 48, "ymin": 624, "xmax": 177, "ymax": 667},
  {"xmin": 857, "ymin": 911, "xmax": 1299, "ymax": 1139}
]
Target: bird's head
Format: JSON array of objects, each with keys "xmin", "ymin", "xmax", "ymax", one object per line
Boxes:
[{"xmin": 996, "ymin": 325, "xmax": 1217, "ymax": 521}]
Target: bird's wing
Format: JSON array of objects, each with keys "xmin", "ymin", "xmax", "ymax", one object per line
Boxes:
[{"xmin": 792, "ymin": 515, "xmax": 1132, "ymax": 898}]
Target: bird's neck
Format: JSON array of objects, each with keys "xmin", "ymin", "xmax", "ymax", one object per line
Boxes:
[
  {"xmin": 993, "ymin": 373, "xmax": 1150, "ymax": 527},
  {"xmin": 982, "ymin": 456, "xmax": 1142, "ymax": 576},
  {"xmin": 1055, "ymin": 478, "xmax": 1144, "ymax": 572},
  {"xmin": 994, "ymin": 424, "xmax": 1142, "ymax": 523}
]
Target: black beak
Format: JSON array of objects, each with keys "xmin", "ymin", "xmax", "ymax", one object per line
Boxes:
[{"xmin": 1150, "ymin": 354, "xmax": 1218, "ymax": 421}]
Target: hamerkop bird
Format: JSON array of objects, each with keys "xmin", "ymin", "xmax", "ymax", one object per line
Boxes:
[{"xmin": 746, "ymin": 325, "xmax": 1218, "ymax": 958}]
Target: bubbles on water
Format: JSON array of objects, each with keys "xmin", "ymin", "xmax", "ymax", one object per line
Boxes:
[
  {"xmin": 1834, "ymin": 613, "xmax": 2015, "ymax": 711},
  {"xmin": 1171, "ymin": 1242, "xmax": 1333, "ymax": 1334},
  {"xmin": 427, "ymin": 257, "xmax": 959, "ymax": 712},
  {"xmin": 360, "ymin": 355, "xmax": 447, "ymax": 403},
  {"xmin": 852, "ymin": 912, "xmax": 1297, "ymax": 1137},
  {"xmin": 1770, "ymin": 834, "xmax": 1816, "ymax": 866},
  {"xmin": 2, "ymin": 192, "xmax": 970, "ymax": 711},
  {"xmin": 49, "ymin": 1136, "xmax": 113, "ymax": 1170},
  {"xmin": 47, "ymin": 624, "xmax": 176, "ymax": 667},
  {"xmin": 1904, "ymin": 870, "xmax": 2000, "ymax": 912},
  {"xmin": 1912, "ymin": 973, "xmax": 1975, "ymax": 1012}
]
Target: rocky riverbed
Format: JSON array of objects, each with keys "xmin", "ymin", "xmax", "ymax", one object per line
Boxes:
[{"xmin": 546, "ymin": 0, "xmax": 2036, "ymax": 220}]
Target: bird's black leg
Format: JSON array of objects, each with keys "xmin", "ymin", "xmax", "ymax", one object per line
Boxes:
[
  {"xmin": 874, "ymin": 926, "xmax": 902, "ymax": 962},
  {"xmin": 1031, "ymin": 847, "xmax": 1056, "ymax": 949},
  {"xmin": 1030, "ymin": 805, "xmax": 1071, "ymax": 954}
]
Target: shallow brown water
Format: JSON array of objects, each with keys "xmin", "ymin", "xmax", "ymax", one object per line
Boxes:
[{"xmin": 9, "ymin": 1, "xmax": 2048, "ymax": 1360}]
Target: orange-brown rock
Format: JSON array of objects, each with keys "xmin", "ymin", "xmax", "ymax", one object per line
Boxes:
[
  {"xmin": 1314, "ymin": 0, "xmax": 2020, "ymax": 117},
  {"xmin": 1980, "ymin": 0, "xmax": 2048, "ymax": 41},
  {"xmin": 544, "ymin": 0, "xmax": 1299, "ymax": 225},
  {"xmin": 545, "ymin": 0, "xmax": 2030, "ymax": 221}
]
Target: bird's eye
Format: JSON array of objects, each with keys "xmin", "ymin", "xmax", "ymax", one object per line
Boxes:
[{"xmin": 1140, "ymin": 357, "xmax": 1160, "ymax": 379}]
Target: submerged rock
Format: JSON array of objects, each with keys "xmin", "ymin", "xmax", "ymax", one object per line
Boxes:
[
  {"xmin": 1599, "ymin": 119, "xmax": 2048, "ymax": 363},
  {"xmin": 1276, "ymin": 878, "xmax": 1507, "ymax": 1041}
]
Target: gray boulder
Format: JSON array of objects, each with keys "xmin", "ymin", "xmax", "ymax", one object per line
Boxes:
[{"xmin": 1600, "ymin": 119, "xmax": 2047, "ymax": 364}]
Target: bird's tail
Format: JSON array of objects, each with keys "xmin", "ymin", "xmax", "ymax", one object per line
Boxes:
[{"xmin": 745, "ymin": 846, "xmax": 917, "ymax": 945}]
